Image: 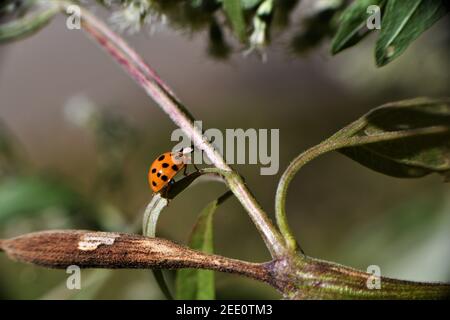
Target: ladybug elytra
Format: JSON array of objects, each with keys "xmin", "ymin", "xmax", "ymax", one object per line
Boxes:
[{"xmin": 148, "ymin": 147, "xmax": 195, "ymax": 193}]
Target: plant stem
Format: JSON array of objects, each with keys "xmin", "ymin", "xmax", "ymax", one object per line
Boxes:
[
  {"xmin": 61, "ymin": 3, "xmax": 287, "ymax": 258},
  {"xmin": 283, "ymin": 254, "xmax": 450, "ymax": 299},
  {"xmin": 275, "ymin": 125, "xmax": 450, "ymax": 252}
]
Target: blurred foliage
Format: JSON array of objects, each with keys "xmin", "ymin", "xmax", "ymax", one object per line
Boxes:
[
  {"xmin": 331, "ymin": 0, "xmax": 385, "ymax": 54},
  {"xmin": 0, "ymin": 96, "xmax": 139, "ymax": 235},
  {"xmin": 0, "ymin": 0, "xmax": 58, "ymax": 42},
  {"xmin": 0, "ymin": 96, "xmax": 149, "ymax": 298},
  {"xmin": 0, "ymin": 176, "xmax": 92, "ymax": 225},
  {"xmin": 1, "ymin": 0, "xmax": 448, "ymax": 65},
  {"xmin": 64, "ymin": 95, "xmax": 139, "ymax": 196},
  {"xmin": 334, "ymin": 192, "xmax": 450, "ymax": 283}
]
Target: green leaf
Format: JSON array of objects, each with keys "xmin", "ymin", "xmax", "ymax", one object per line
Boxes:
[
  {"xmin": 241, "ymin": 0, "xmax": 262, "ymax": 9},
  {"xmin": 0, "ymin": 3, "xmax": 58, "ymax": 43},
  {"xmin": 176, "ymin": 191, "xmax": 232, "ymax": 300},
  {"xmin": 142, "ymin": 193, "xmax": 173, "ymax": 299},
  {"xmin": 338, "ymin": 98, "xmax": 450, "ymax": 179},
  {"xmin": 142, "ymin": 172, "xmax": 207, "ymax": 300},
  {"xmin": 142, "ymin": 172, "xmax": 205, "ymax": 235},
  {"xmin": 375, "ymin": 0, "xmax": 449, "ymax": 67},
  {"xmin": 331, "ymin": 0, "xmax": 385, "ymax": 54},
  {"xmin": 175, "ymin": 201, "xmax": 217, "ymax": 299},
  {"xmin": 223, "ymin": 0, "xmax": 247, "ymax": 41},
  {"xmin": 0, "ymin": 176, "xmax": 84, "ymax": 223}
]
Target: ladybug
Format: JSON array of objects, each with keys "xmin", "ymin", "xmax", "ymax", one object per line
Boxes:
[{"xmin": 148, "ymin": 147, "xmax": 197, "ymax": 194}]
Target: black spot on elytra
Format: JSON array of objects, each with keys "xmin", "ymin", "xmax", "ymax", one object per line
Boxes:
[
  {"xmin": 151, "ymin": 168, "xmax": 156, "ymax": 174},
  {"xmin": 157, "ymin": 172, "xmax": 161, "ymax": 177},
  {"xmin": 171, "ymin": 165, "xmax": 178, "ymax": 171},
  {"xmin": 158, "ymin": 155, "xmax": 165, "ymax": 161},
  {"xmin": 162, "ymin": 163, "xmax": 169, "ymax": 168},
  {"xmin": 161, "ymin": 175, "xmax": 168, "ymax": 182},
  {"xmin": 152, "ymin": 181, "xmax": 157, "ymax": 187}
]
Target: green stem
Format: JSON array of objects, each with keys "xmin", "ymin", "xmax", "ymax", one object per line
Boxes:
[
  {"xmin": 275, "ymin": 125, "xmax": 450, "ymax": 252},
  {"xmin": 282, "ymin": 254, "xmax": 450, "ymax": 299}
]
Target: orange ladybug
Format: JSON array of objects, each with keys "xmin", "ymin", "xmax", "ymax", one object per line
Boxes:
[{"xmin": 148, "ymin": 147, "xmax": 195, "ymax": 194}]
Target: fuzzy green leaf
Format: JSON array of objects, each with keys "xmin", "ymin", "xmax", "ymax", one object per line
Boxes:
[
  {"xmin": 241, "ymin": 0, "xmax": 262, "ymax": 9},
  {"xmin": 331, "ymin": 0, "xmax": 385, "ymax": 54},
  {"xmin": 142, "ymin": 193, "xmax": 172, "ymax": 299},
  {"xmin": 338, "ymin": 98, "xmax": 450, "ymax": 179},
  {"xmin": 0, "ymin": 3, "xmax": 58, "ymax": 43},
  {"xmin": 375, "ymin": 0, "xmax": 449, "ymax": 67},
  {"xmin": 142, "ymin": 172, "xmax": 206, "ymax": 300},
  {"xmin": 175, "ymin": 191, "xmax": 231, "ymax": 300},
  {"xmin": 175, "ymin": 200, "xmax": 217, "ymax": 299},
  {"xmin": 223, "ymin": 0, "xmax": 247, "ymax": 41}
]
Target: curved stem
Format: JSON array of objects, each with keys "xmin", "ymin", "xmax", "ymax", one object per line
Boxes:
[
  {"xmin": 275, "ymin": 126, "xmax": 450, "ymax": 252},
  {"xmin": 275, "ymin": 141, "xmax": 339, "ymax": 252}
]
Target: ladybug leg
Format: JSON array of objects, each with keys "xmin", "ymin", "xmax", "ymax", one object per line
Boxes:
[
  {"xmin": 163, "ymin": 182, "xmax": 174, "ymax": 202},
  {"xmin": 183, "ymin": 164, "xmax": 198, "ymax": 176},
  {"xmin": 164, "ymin": 187, "xmax": 169, "ymax": 200},
  {"xmin": 183, "ymin": 165, "xmax": 188, "ymax": 176}
]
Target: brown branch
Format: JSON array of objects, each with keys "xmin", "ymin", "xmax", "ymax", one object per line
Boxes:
[
  {"xmin": 0, "ymin": 230, "xmax": 278, "ymax": 289},
  {"xmin": 1, "ymin": 230, "xmax": 449, "ymax": 299}
]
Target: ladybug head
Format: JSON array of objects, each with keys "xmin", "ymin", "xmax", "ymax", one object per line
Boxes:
[
  {"xmin": 180, "ymin": 146, "xmax": 193, "ymax": 154},
  {"xmin": 172, "ymin": 146, "xmax": 194, "ymax": 164}
]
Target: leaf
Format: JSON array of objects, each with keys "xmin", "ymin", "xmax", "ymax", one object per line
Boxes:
[
  {"xmin": 375, "ymin": 0, "xmax": 449, "ymax": 67},
  {"xmin": 331, "ymin": 0, "xmax": 385, "ymax": 54},
  {"xmin": 338, "ymin": 98, "xmax": 450, "ymax": 179},
  {"xmin": 223, "ymin": 0, "xmax": 247, "ymax": 41},
  {"xmin": 175, "ymin": 201, "xmax": 217, "ymax": 299},
  {"xmin": 142, "ymin": 172, "xmax": 207, "ymax": 300},
  {"xmin": 141, "ymin": 194, "xmax": 172, "ymax": 299},
  {"xmin": 241, "ymin": 0, "xmax": 262, "ymax": 9},
  {"xmin": 0, "ymin": 3, "xmax": 58, "ymax": 43},
  {"xmin": 0, "ymin": 176, "xmax": 85, "ymax": 223},
  {"xmin": 176, "ymin": 191, "xmax": 232, "ymax": 300}
]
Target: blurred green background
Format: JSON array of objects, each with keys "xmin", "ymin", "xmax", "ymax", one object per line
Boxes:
[{"xmin": 0, "ymin": 1, "xmax": 449, "ymax": 299}]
